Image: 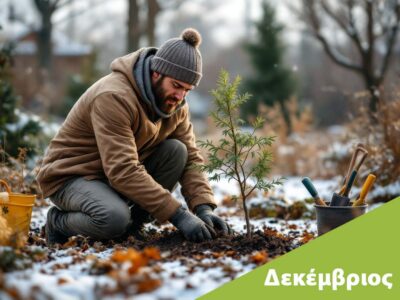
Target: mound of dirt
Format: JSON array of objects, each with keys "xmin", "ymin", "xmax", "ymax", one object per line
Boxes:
[
  {"xmin": 29, "ymin": 225, "xmax": 300, "ymax": 262},
  {"xmin": 111, "ymin": 227, "xmax": 296, "ymax": 261}
]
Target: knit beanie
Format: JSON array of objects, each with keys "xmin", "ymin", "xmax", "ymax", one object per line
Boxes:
[{"xmin": 151, "ymin": 28, "xmax": 202, "ymax": 86}]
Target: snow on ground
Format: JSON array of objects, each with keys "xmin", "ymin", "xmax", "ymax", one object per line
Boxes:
[
  {"xmin": 0, "ymin": 177, "xmax": 387, "ymax": 300},
  {"xmin": 6, "ymin": 109, "xmax": 61, "ymax": 138},
  {"xmin": 208, "ymin": 176, "xmax": 339, "ymax": 206},
  {"xmin": 2, "ymin": 204, "xmax": 261, "ymax": 300}
]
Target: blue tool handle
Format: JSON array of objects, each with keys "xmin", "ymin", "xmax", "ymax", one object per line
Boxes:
[
  {"xmin": 302, "ymin": 177, "xmax": 319, "ymax": 198},
  {"xmin": 344, "ymin": 170, "xmax": 357, "ymax": 196}
]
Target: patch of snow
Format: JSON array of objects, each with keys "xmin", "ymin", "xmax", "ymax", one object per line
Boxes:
[
  {"xmin": 4, "ymin": 177, "xmax": 388, "ymax": 300},
  {"xmin": 272, "ymin": 176, "xmax": 338, "ymax": 204},
  {"xmin": 370, "ymin": 181, "xmax": 400, "ymax": 199},
  {"xmin": 227, "ymin": 216, "xmax": 317, "ymax": 236},
  {"xmin": 327, "ymin": 125, "xmax": 345, "ymax": 135},
  {"xmin": 322, "ymin": 141, "xmax": 353, "ymax": 160},
  {"xmin": 6, "ymin": 109, "xmax": 61, "ymax": 138}
]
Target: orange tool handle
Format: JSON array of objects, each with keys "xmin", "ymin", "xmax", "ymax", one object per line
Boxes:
[{"xmin": 353, "ymin": 174, "xmax": 376, "ymax": 206}]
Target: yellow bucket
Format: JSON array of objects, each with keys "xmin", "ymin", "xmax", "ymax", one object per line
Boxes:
[{"xmin": 0, "ymin": 179, "xmax": 36, "ymax": 240}]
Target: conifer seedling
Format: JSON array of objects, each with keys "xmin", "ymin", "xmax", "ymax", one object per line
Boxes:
[{"xmin": 197, "ymin": 70, "xmax": 283, "ymax": 238}]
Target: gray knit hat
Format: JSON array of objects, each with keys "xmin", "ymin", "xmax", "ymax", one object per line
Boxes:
[{"xmin": 151, "ymin": 28, "xmax": 202, "ymax": 86}]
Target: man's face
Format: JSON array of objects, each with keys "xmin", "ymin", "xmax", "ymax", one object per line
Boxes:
[{"xmin": 152, "ymin": 73, "xmax": 194, "ymax": 114}]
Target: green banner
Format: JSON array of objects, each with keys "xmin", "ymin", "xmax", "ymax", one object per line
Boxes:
[{"xmin": 200, "ymin": 197, "xmax": 400, "ymax": 299}]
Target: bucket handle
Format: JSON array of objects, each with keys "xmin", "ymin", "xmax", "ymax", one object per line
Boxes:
[{"xmin": 0, "ymin": 179, "xmax": 12, "ymax": 194}]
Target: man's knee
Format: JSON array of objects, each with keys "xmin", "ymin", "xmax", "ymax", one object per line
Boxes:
[
  {"xmin": 96, "ymin": 207, "xmax": 131, "ymax": 239},
  {"xmin": 164, "ymin": 139, "xmax": 188, "ymax": 168}
]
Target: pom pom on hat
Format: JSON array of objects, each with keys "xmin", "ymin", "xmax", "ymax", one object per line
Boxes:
[
  {"xmin": 151, "ymin": 28, "xmax": 203, "ymax": 86},
  {"xmin": 181, "ymin": 28, "xmax": 202, "ymax": 48}
]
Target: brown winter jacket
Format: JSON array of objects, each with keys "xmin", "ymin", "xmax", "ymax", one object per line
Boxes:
[{"xmin": 37, "ymin": 48, "xmax": 216, "ymax": 222}]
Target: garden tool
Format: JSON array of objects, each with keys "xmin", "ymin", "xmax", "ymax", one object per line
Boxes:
[
  {"xmin": 339, "ymin": 144, "xmax": 368, "ymax": 196},
  {"xmin": 343, "ymin": 169, "xmax": 358, "ymax": 197},
  {"xmin": 331, "ymin": 170, "xmax": 358, "ymax": 206},
  {"xmin": 330, "ymin": 192, "xmax": 350, "ymax": 206},
  {"xmin": 353, "ymin": 174, "xmax": 376, "ymax": 207},
  {"xmin": 301, "ymin": 177, "xmax": 327, "ymax": 206}
]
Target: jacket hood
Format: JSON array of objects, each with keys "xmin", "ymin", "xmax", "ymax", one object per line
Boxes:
[{"xmin": 110, "ymin": 49, "xmax": 144, "ymax": 94}]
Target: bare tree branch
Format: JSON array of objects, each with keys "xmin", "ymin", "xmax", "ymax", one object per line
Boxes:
[
  {"xmin": 298, "ymin": 0, "xmax": 400, "ymax": 113},
  {"xmin": 53, "ymin": 0, "xmax": 108, "ymax": 25},
  {"xmin": 365, "ymin": 0, "xmax": 374, "ymax": 73},
  {"xmin": 346, "ymin": 0, "xmax": 364, "ymax": 47},
  {"xmin": 303, "ymin": 0, "xmax": 364, "ymax": 73},
  {"xmin": 379, "ymin": 2, "xmax": 400, "ymax": 82},
  {"xmin": 284, "ymin": 0, "xmax": 304, "ymax": 18},
  {"xmin": 54, "ymin": 0, "xmax": 73, "ymax": 10},
  {"xmin": 320, "ymin": 0, "xmax": 366, "ymax": 56}
]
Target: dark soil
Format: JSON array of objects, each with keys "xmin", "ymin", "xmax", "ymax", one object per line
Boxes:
[
  {"xmin": 28, "ymin": 225, "xmax": 301, "ymax": 263},
  {"xmin": 91, "ymin": 226, "xmax": 298, "ymax": 263}
]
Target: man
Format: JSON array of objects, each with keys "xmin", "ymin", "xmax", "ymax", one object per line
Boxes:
[{"xmin": 37, "ymin": 28, "xmax": 231, "ymax": 246}]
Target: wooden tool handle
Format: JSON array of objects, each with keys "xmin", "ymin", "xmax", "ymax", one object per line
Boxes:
[
  {"xmin": 341, "ymin": 145, "xmax": 368, "ymax": 195},
  {"xmin": 353, "ymin": 174, "xmax": 376, "ymax": 206}
]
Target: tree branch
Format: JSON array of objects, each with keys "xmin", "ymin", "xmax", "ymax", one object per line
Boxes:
[
  {"xmin": 54, "ymin": 0, "xmax": 72, "ymax": 10},
  {"xmin": 379, "ymin": 2, "xmax": 400, "ymax": 83},
  {"xmin": 53, "ymin": 0, "xmax": 108, "ymax": 25},
  {"xmin": 365, "ymin": 0, "xmax": 374, "ymax": 76},
  {"xmin": 321, "ymin": 0, "xmax": 366, "ymax": 60},
  {"xmin": 303, "ymin": 0, "xmax": 364, "ymax": 73}
]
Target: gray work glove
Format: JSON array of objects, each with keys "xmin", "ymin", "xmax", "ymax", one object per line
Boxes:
[
  {"xmin": 170, "ymin": 206, "xmax": 216, "ymax": 242},
  {"xmin": 195, "ymin": 204, "xmax": 232, "ymax": 235}
]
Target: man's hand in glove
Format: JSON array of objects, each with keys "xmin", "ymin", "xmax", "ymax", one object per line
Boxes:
[
  {"xmin": 170, "ymin": 206, "xmax": 217, "ymax": 242},
  {"xmin": 195, "ymin": 204, "xmax": 232, "ymax": 235}
]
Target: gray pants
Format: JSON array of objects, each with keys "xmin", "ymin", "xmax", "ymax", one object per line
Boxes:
[{"xmin": 49, "ymin": 139, "xmax": 188, "ymax": 240}]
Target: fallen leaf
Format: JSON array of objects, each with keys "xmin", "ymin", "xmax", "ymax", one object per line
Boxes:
[
  {"xmin": 300, "ymin": 231, "xmax": 315, "ymax": 244},
  {"xmin": 250, "ymin": 250, "xmax": 269, "ymax": 264},
  {"xmin": 137, "ymin": 278, "xmax": 161, "ymax": 293},
  {"xmin": 62, "ymin": 238, "xmax": 77, "ymax": 248},
  {"xmin": 211, "ymin": 252, "xmax": 223, "ymax": 258},
  {"xmin": 57, "ymin": 278, "xmax": 69, "ymax": 285},
  {"xmin": 6, "ymin": 287, "xmax": 20, "ymax": 298},
  {"xmin": 225, "ymin": 250, "xmax": 236, "ymax": 257},
  {"xmin": 143, "ymin": 247, "xmax": 161, "ymax": 260}
]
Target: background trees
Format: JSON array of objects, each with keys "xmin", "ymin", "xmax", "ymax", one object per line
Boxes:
[
  {"xmin": 243, "ymin": 1, "xmax": 296, "ymax": 135},
  {"xmin": 0, "ymin": 30, "xmax": 41, "ymax": 159},
  {"xmin": 298, "ymin": 0, "xmax": 400, "ymax": 115}
]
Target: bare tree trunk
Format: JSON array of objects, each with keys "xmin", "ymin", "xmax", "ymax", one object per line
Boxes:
[
  {"xmin": 147, "ymin": 0, "xmax": 160, "ymax": 46},
  {"xmin": 37, "ymin": 14, "xmax": 52, "ymax": 71},
  {"xmin": 365, "ymin": 78, "xmax": 380, "ymax": 119},
  {"xmin": 127, "ymin": 0, "xmax": 140, "ymax": 52},
  {"xmin": 278, "ymin": 99, "xmax": 292, "ymax": 136},
  {"xmin": 33, "ymin": 0, "xmax": 59, "ymax": 73}
]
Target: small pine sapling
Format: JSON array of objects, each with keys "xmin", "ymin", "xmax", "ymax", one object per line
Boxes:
[{"xmin": 197, "ymin": 70, "xmax": 283, "ymax": 238}]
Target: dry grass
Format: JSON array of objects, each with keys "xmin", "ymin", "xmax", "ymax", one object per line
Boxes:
[
  {"xmin": 201, "ymin": 97, "xmax": 339, "ymax": 178},
  {"xmin": 200, "ymin": 92, "xmax": 399, "ymax": 196},
  {"xmin": 348, "ymin": 89, "xmax": 400, "ymax": 186},
  {"xmin": 0, "ymin": 147, "xmax": 42, "ymax": 196}
]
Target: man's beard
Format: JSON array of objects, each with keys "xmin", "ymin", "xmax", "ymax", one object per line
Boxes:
[{"xmin": 153, "ymin": 77, "xmax": 181, "ymax": 114}]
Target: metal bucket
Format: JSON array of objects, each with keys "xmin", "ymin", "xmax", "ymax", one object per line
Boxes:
[{"xmin": 315, "ymin": 202, "xmax": 368, "ymax": 235}]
